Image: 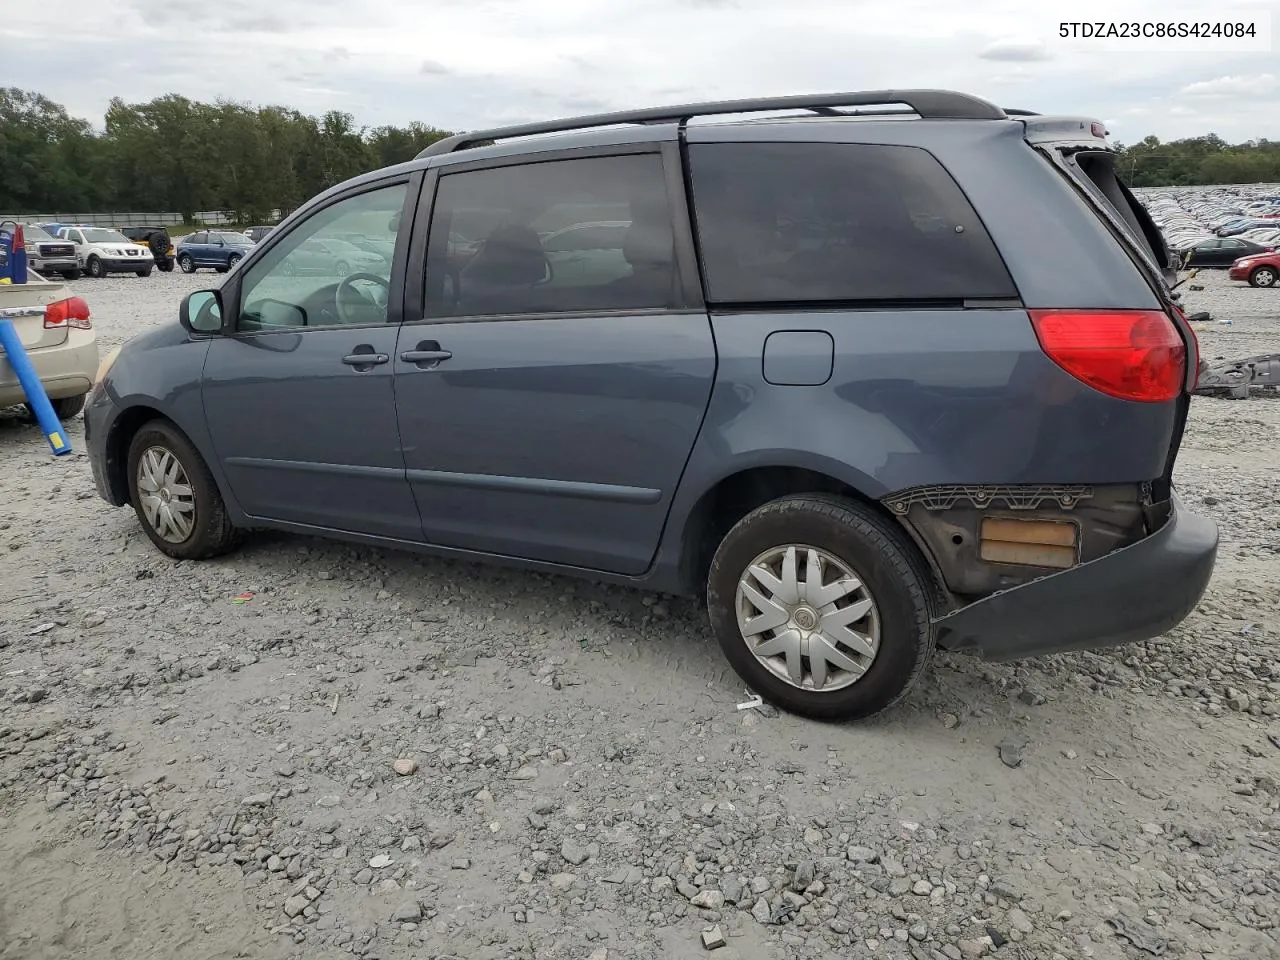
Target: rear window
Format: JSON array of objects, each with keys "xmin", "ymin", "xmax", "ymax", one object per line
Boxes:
[{"xmin": 686, "ymin": 142, "xmax": 1018, "ymax": 304}]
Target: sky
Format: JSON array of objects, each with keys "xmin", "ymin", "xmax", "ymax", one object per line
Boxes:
[{"xmin": 3, "ymin": 0, "xmax": 1278, "ymax": 145}]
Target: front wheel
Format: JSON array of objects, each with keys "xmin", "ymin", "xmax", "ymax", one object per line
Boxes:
[
  {"xmin": 61, "ymin": 269, "xmax": 82, "ymax": 281},
  {"xmin": 706, "ymin": 494, "xmax": 936, "ymax": 722},
  {"xmin": 1250, "ymin": 266, "xmax": 1278, "ymax": 288},
  {"xmin": 86, "ymin": 256, "xmax": 104, "ymax": 279},
  {"xmin": 178, "ymin": 254, "xmax": 196, "ymax": 273},
  {"xmin": 137, "ymin": 267, "xmax": 153, "ymax": 278},
  {"xmin": 227, "ymin": 253, "xmax": 242, "ymax": 269},
  {"xmin": 126, "ymin": 420, "xmax": 241, "ymax": 560},
  {"xmin": 158, "ymin": 260, "xmax": 174, "ymax": 273}
]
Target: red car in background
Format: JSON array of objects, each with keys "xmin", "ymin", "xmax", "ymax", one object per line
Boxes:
[{"xmin": 1229, "ymin": 251, "xmax": 1280, "ymax": 288}]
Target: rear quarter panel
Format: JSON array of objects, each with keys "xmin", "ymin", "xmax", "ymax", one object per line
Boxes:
[{"xmin": 672, "ymin": 310, "xmax": 1177, "ymax": 501}]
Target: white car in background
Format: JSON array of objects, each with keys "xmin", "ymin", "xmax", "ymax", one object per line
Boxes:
[{"xmin": 56, "ymin": 226, "xmax": 155, "ymax": 279}]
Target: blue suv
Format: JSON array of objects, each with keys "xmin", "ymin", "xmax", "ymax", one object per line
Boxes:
[
  {"xmin": 84, "ymin": 90, "xmax": 1218, "ymax": 722},
  {"xmin": 176, "ymin": 230, "xmax": 256, "ymax": 273}
]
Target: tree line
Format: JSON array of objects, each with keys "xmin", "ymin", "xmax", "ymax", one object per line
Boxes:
[
  {"xmin": 0, "ymin": 88, "xmax": 453, "ymax": 223},
  {"xmin": 3, "ymin": 88, "xmax": 1279, "ymax": 223}
]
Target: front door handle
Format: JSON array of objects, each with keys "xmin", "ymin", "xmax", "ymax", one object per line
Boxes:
[
  {"xmin": 400, "ymin": 340, "xmax": 452, "ymax": 367},
  {"xmin": 342, "ymin": 347, "xmax": 390, "ymax": 368}
]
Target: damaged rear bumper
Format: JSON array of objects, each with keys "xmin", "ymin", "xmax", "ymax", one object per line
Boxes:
[{"xmin": 932, "ymin": 490, "xmax": 1218, "ymax": 661}]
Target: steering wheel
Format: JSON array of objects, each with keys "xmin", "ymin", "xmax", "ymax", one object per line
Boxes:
[{"xmin": 335, "ymin": 272, "xmax": 391, "ymax": 324}]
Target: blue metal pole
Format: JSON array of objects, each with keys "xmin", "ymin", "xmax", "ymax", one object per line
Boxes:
[{"xmin": 0, "ymin": 318, "xmax": 72, "ymax": 456}]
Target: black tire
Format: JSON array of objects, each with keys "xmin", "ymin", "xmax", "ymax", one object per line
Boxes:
[
  {"xmin": 137, "ymin": 267, "xmax": 153, "ymax": 278},
  {"xmin": 51, "ymin": 394, "xmax": 87, "ymax": 419},
  {"xmin": 126, "ymin": 420, "xmax": 241, "ymax": 561},
  {"xmin": 86, "ymin": 256, "xmax": 104, "ymax": 279},
  {"xmin": 178, "ymin": 254, "xmax": 196, "ymax": 273},
  {"xmin": 25, "ymin": 393, "xmax": 86, "ymax": 421},
  {"xmin": 158, "ymin": 260, "xmax": 174, "ymax": 273},
  {"xmin": 706, "ymin": 494, "xmax": 936, "ymax": 722},
  {"xmin": 61, "ymin": 269, "xmax": 82, "ymax": 281},
  {"xmin": 1249, "ymin": 266, "xmax": 1278, "ymax": 288},
  {"xmin": 227, "ymin": 253, "xmax": 242, "ymax": 269}
]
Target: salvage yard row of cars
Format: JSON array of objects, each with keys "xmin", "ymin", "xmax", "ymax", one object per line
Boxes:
[
  {"xmin": 18, "ymin": 221, "xmax": 405, "ymax": 280},
  {"xmin": 1133, "ymin": 183, "xmax": 1280, "ymax": 287}
]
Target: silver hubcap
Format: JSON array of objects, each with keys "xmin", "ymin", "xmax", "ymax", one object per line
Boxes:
[
  {"xmin": 735, "ymin": 544, "xmax": 880, "ymax": 693},
  {"xmin": 1259, "ymin": 270, "xmax": 1276, "ymax": 286},
  {"xmin": 137, "ymin": 446, "xmax": 196, "ymax": 543}
]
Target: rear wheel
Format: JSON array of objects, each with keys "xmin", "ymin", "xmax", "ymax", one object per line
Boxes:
[
  {"xmin": 86, "ymin": 256, "xmax": 104, "ymax": 278},
  {"xmin": 1249, "ymin": 266, "xmax": 1278, "ymax": 288},
  {"xmin": 126, "ymin": 421, "xmax": 241, "ymax": 560},
  {"xmin": 158, "ymin": 260, "xmax": 174, "ymax": 273},
  {"xmin": 706, "ymin": 494, "xmax": 935, "ymax": 722},
  {"xmin": 178, "ymin": 254, "xmax": 196, "ymax": 273},
  {"xmin": 227, "ymin": 253, "xmax": 242, "ymax": 269},
  {"xmin": 137, "ymin": 267, "xmax": 153, "ymax": 278}
]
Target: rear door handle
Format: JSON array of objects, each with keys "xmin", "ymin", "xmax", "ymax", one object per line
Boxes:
[{"xmin": 400, "ymin": 340, "xmax": 452, "ymax": 367}]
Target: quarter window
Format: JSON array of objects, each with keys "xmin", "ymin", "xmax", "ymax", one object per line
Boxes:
[
  {"xmin": 236, "ymin": 183, "xmax": 407, "ymax": 331},
  {"xmin": 687, "ymin": 142, "xmax": 1018, "ymax": 304},
  {"xmin": 424, "ymin": 154, "xmax": 679, "ymax": 318}
]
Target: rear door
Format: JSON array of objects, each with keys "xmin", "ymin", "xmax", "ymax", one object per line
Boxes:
[{"xmin": 395, "ymin": 145, "xmax": 714, "ymax": 575}]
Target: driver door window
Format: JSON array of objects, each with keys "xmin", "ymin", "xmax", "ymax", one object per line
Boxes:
[{"xmin": 237, "ymin": 183, "xmax": 407, "ymax": 332}]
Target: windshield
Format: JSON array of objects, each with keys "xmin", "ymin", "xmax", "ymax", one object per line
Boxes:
[
  {"xmin": 23, "ymin": 225, "xmax": 55, "ymax": 240},
  {"xmin": 83, "ymin": 228, "xmax": 130, "ymax": 244}
]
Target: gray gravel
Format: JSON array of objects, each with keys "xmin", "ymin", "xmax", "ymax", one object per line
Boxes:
[{"xmin": 2, "ymin": 268, "xmax": 1278, "ymax": 960}]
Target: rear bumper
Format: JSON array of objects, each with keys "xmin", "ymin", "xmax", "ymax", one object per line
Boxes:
[
  {"xmin": 933, "ymin": 491, "xmax": 1217, "ymax": 661},
  {"xmin": 0, "ymin": 328, "xmax": 98, "ymax": 405}
]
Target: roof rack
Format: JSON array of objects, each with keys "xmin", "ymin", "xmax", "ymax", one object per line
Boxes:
[{"xmin": 416, "ymin": 89, "xmax": 1009, "ymax": 158}]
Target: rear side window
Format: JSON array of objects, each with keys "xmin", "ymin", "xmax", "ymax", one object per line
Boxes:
[{"xmin": 686, "ymin": 142, "xmax": 1018, "ymax": 304}]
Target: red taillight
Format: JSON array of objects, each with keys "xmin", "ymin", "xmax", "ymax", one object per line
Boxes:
[
  {"xmin": 43, "ymin": 296, "xmax": 92, "ymax": 331},
  {"xmin": 1029, "ymin": 309, "xmax": 1186, "ymax": 403}
]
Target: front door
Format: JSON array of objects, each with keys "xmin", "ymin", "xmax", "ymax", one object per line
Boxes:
[
  {"xmin": 395, "ymin": 150, "xmax": 715, "ymax": 575},
  {"xmin": 201, "ymin": 179, "xmax": 424, "ymax": 541}
]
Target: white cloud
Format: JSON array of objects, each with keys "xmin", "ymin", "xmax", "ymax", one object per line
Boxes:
[
  {"xmin": 1178, "ymin": 74, "xmax": 1279, "ymax": 98},
  {"xmin": 979, "ymin": 38, "xmax": 1052, "ymax": 62},
  {"xmin": 0, "ymin": 0, "xmax": 1276, "ymax": 143}
]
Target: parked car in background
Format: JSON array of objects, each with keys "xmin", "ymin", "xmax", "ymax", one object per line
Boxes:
[
  {"xmin": 175, "ymin": 231, "xmax": 256, "ymax": 273},
  {"xmin": 243, "ymin": 225, "xmax": 275, "ymax": 243},
  {"xmin": 120, "ymin": 226, "xmax": 177, "ymax": 272},
  {"xmin": 22, "ymin": 223, "xmax": 81, "ymax": 280},
  {"xmin": 278, "ymin": 237, "xmax": 386, "ymax": 277},
  {"xmin": 0, "ymin": 271, "xmax": 98, "ymax": 418},
  {"xmin": 84, "ymin": 89, "xmax": 1216, "ymax": 723},
  {"xmin": 56, "ymin": 226, "xmax": 155, "ymax": 278},
  {"xmin": 1179, "ymin": 237, "xmax": 1275, "ymax": 268},
  {"xmin": 1228, "ymin": 250, "xmax": 1280, "ymax": 288}
]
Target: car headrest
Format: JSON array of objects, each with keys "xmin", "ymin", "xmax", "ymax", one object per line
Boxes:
[{"xmin": 464, "ymin": 224, "xmax": 548, "ymax": 285}]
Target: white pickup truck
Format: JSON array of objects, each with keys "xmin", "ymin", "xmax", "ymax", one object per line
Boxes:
[{"xmin": 0, "ymin": 274, "xmax": 99, "ymax": 418}]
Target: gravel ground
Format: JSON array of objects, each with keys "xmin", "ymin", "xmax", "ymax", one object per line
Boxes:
[{"xmin": 1, "ymin": 268, "xmax": 1278, "ymax": 960}]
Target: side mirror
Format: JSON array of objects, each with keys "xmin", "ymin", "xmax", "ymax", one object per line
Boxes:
[{"xmin": 180, "ymin": 289, "xmax": 224, "ymax": 335}]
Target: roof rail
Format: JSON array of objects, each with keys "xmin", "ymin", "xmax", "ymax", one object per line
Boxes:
[{"xmin": 416, "ymin": 89, "xmax": 1009, "ymax": 158}]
